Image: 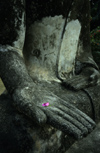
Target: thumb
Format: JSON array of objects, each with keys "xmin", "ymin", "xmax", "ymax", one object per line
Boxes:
[{"xmin": 32, "ymin": 107, "xmax": 47, "ymax": 125}]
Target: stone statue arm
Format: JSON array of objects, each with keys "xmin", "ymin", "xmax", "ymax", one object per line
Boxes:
[
  {"xmin": 0, "ymin": 0, "xmax": 96, "ymax": 140},
  {"xmin": 0, "ymin": 46, "xmax": 96, "ymax": 139},
  {"xmin": 62, "ymin": 0, "xmax": 100, "ymax": 90}
]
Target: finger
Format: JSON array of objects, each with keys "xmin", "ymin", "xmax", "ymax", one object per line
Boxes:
[
  {"xmin": 89, "ymin": 74, "xmax": 99, "ymax": 85},
  {"xmin": 89, "ymin": 74, "xmax": 96, "ymax": 81},
  {"xmin": 63, "ymin": 76, "xmax": 88, "ymax": 90},
  {"xmin": 63, "ymin": 75, "xmax": 84, "ymax": 85},
  {"xmin": 47, "ymin": 107, "xmax": 88, "ymax": 135},
  {"xmin": 58, "ymin": 101, "xmax": 96, "ymax": 129},
  {"xmin": 89, "ymin": 69, "xmax": 100, "ymax": 81},
  {"xmin": 32, "ymin": 106, "xmax": 47, "ymax": 125},
  {"xmin": 45, "ymin": 109, "xmax": 85, "ymax": 140},
  {"xmin": 55, "ymin": 104, "xmax": 95, "ymax": 132},
  {"xmin": 71, "ymin": 79, "xmax": 88, "ymax": 90},
  {"xmin": 67, "ymin": 77, "xmax": 88, "ymax": 86}
]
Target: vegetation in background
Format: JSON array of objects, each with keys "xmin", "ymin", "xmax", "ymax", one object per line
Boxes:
[
  {"xmin": 90, "ymin": 0, "xmax": 100, "ymax": 67},
  {"xmin": 90, "ymin": 26, "xmax": 100, "ymax": 67}
]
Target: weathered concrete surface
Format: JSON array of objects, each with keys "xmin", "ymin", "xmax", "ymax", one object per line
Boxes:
[
  {"xmin": 0, "ymin": 83, "xmax": 100, "ymax": 153},
  {"xmin": 0, "ymin": 93, "xmax": 74, "ymax": 153},
  {"xmin": 0, "ymin": 0, "xmax": 100, "ymax": 153},
  {"xmin": 0, "ymin": 0, "xmax": 25, "ymax": 51},
  {"xmin": 66, "ymin": 122, "xmax": 100, "ymax": 153}
]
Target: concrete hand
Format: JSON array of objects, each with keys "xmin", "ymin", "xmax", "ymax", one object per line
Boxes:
[
  {"xmin": 12, "ymin": 83, "xmax": 96, "ymax": 140},
  {"xmin": 62, "ymin": 67, "xmax": 100, "ymax": 90},
  {"xmin": 0, "ymin": 47, "xmax": 96, "ymax": 140}
]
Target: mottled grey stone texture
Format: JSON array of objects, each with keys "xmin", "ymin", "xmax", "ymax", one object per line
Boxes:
[
  {"xmin": 0, "ymin": 0, "xmax": 25, "ymax": 47},
  {"xmin": 66, "ymin": 122, "xmax": 100, "ymax": 153},
  {"xmin": 0, "ymin": 0, "xmax": 100, "ymax": 153},
  {"xmin": 0, "ymin": 84, "xmax": 100, "ymax": 153}
]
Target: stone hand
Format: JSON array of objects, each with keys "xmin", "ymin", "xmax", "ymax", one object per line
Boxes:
[
  {"xmin": 12, "ymin": 84, "xmax": 96, "ymax": 140},
  {"xmin": 62, "ymin": 67, "xmax": 100, "ymax": 90},
  {"xmin": 0, "ymin": 48, "xmax": 96, "ymax": 140}
]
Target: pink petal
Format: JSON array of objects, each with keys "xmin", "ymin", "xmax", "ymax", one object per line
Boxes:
[{"xmin": 42, "ymin": 102, "xmax": 49, "ymax": 107}]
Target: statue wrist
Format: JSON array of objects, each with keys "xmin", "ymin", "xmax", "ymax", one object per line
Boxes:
[{"xmin": 0, "ymin": 46, "xmax": 34, "ymax": 94}]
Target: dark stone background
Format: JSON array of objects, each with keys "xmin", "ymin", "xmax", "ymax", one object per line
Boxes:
[{"xmin": 66, "ymin": 122, "xmax": 100, "ymax": 153}]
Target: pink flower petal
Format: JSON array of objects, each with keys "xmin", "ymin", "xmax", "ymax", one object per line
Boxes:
[{"xmin": 42, "ymin": 102, "xmax": 49, "ymax": 107}]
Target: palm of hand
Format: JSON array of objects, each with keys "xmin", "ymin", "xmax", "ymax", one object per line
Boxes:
[{"xmin": 12, "ymin": 82, "xmax": 96, "ymax": 140}]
